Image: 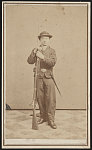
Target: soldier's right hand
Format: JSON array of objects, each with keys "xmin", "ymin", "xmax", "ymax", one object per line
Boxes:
[
  {"xmin": 34, "ymin": 46, "xmax": 42, "ymax": 54},
  {"xmin": 37, "ymin": 46, "xmax": 42, "ymax": 51}
]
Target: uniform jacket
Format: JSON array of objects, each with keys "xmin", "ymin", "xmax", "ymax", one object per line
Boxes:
[{"xmin": 27, "ymin": 46, "xmax": 57, "ymax": 78}]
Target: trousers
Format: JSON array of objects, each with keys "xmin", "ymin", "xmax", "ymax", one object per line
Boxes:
[{"xmin": 36, "ymin": 77, "xmax": 56, "ymax": 122}]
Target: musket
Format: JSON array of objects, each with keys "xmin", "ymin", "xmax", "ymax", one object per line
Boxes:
[{"xmin": 32, "ymin": 57, "xmax": 39, "ymax": 130}]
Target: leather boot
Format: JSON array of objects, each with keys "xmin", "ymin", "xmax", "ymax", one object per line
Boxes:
[{"xmin": 48, "ymin": 120, "xmax": 57, "ymax": 129}]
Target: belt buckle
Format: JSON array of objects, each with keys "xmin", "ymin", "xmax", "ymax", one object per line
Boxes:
[{"xmin": 41, "ymin": 69, "xmax": 46, "ymax": 73}]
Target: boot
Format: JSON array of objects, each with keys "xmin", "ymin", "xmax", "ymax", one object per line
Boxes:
[{"xmin": 48, "ymin": 120, "xmax": 57, "ymax": 129}]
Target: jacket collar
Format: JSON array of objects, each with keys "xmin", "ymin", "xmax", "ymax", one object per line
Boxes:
[{"xmin": 40, "ymin": 45, "xmax": 50, "ymax": 51}]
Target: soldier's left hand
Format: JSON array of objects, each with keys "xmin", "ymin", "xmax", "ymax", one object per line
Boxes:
[{"xmin": 36, "ymin": 51, "xmax": 44, "ymax": 60}]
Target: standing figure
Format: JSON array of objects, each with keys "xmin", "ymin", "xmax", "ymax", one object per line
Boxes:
[{"xmin": 27, "ymin": 31, "xmax": 57, "ymax": 129}]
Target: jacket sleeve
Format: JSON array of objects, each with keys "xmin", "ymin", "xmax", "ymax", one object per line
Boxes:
[
  {"xmin": 42, "ymin": 49, "xmax": 57, "ymax": 67},
  {"xmin": 27, "ymin": 49, "xmax": 37, "ymax": 64}
]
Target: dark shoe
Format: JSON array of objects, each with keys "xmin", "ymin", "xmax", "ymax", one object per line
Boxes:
[
  {"xmin": 37, "ymin": 118, "xmax": 45, "ymax": 124},
  {"xmin": 48, "ymin": 121, "xmax": 57, "ymax": 129}
]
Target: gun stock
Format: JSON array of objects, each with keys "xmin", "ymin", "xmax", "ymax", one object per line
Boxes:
[
  {"xmin": 32, "ymin": 80, "xmax": 38, "ymax": 130},
  {"xmin": 32, "ymin": 106, "xmax": 38, "ymax": 130}
]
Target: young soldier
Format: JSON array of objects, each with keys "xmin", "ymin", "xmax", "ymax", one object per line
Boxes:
[{"xmin": 27, "ymin": 31, "xmax": 57, "ymax": 129}]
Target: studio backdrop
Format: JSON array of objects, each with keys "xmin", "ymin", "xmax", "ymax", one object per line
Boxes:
[{"xmin": 5, "ymin": 4, "xmax": 87, "ymax": 109}]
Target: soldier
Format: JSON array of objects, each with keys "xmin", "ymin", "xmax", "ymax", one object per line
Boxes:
[{"xmin": 27, "ymin": 31, "xmax": 57, "ymax": 129}]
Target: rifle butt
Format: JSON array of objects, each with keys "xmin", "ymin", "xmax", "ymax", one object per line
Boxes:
[{"xmin": 32, "ymin": 109, "xmax": 38, "ymax": 130}]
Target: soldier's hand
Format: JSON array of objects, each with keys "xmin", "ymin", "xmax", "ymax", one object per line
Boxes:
[
  {"xmin": 34, "ymin": 47, "xmax": 42, "ymax": 54},
  {"xmin": 36, "ymin": 51, "xmax": 44, "ymax": 60},
  {"xmin": 37, "ymin": 46, "xmax": 42, "ymax": 51}
]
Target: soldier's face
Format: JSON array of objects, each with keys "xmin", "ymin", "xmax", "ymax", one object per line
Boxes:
[{"xmin": 40, "ymin": 36, "xmax": 50, "ymax": 46}]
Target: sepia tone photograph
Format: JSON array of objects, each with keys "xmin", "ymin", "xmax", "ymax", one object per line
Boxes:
[{"xmin": 2, "ymin": 1, "xmax": 90, "ymax": 149}]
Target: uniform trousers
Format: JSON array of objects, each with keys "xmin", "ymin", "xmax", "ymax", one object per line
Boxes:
[{"xmin": 37, "ymin": 76, "xmax": 56, "ymax": 122}]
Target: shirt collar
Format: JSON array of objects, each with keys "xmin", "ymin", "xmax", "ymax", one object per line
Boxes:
[{"xmin": 40, "ymin": 45, "xmax": 50, "ymax": 50}]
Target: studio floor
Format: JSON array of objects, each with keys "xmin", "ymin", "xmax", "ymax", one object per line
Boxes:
[{"xmin": 5, "ymin": 110, "xmax": 87, "ymax": 140}]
